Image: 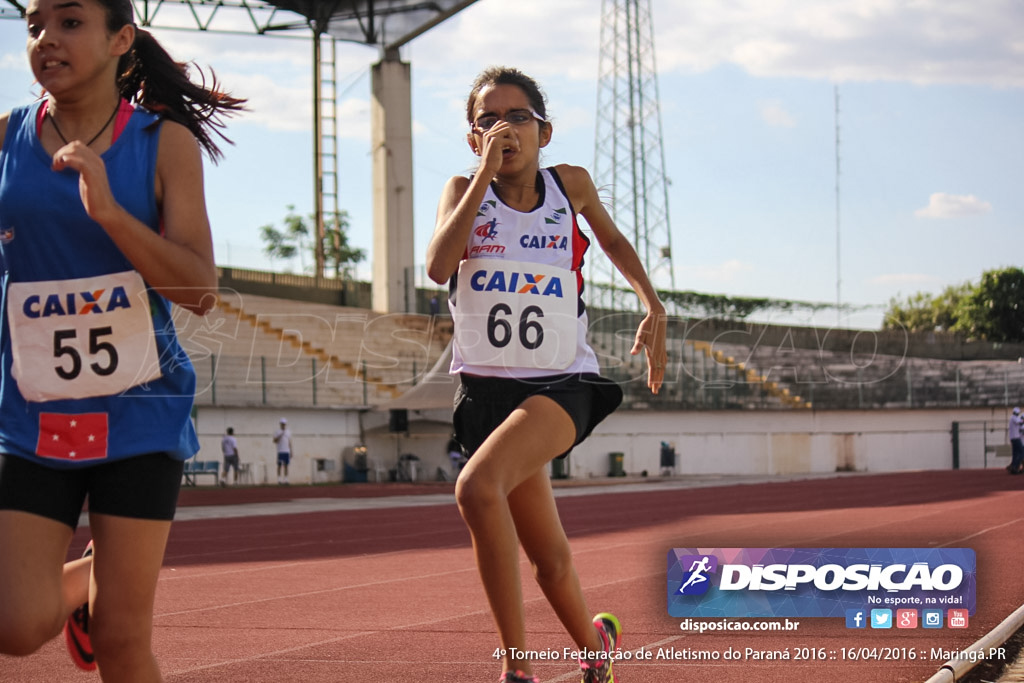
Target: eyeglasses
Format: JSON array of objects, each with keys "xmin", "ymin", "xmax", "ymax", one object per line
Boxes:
[{"xmin": 471, "ymin": 108, "xmax": 546, "ymax": 132}]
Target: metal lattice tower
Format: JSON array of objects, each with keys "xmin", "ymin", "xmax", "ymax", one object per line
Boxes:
[{"xmin": 591, "ymin": 0, "xmax": 675, "ymax": 310}]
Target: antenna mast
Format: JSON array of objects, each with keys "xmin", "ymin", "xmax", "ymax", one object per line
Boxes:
[
  {"xmin": 591, "ymin": 0, "xmax": 675, "ymax": 310},
  {"xmin": 835, "ymin": 85, "xmax": 842, "ymax": 325}
]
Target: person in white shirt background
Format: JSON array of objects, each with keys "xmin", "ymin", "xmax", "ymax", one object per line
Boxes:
[
  {"xmin": 220, "ymin": 427, "xmax": 240, "ymax": 486},
  {"xmin": 1008, "ymin": 407, "xmax": 1023, "ymax": 474},
  {"xmin": 272, "ymin": 419, "xmax": 292, "ymax": 485}
]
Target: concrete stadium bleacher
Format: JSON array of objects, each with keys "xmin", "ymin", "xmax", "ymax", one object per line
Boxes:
[
  {"xmin": 586, "ymin": 329, "xmax": 810, "ymax": 410},
  {"xmin": 173, "ymin": 292, "xmax": 453, "ymax": 408},
  {"xmin": 671, "ymin": 337, "xmax": 1023, "ymax": 410},
  {"xmin": 583, "ymin": 311, "xmax": 1024, "ymax": 410},
  {"xmin": 171, "ymin": 290, "xmax": 1020, "ymax": 412}
]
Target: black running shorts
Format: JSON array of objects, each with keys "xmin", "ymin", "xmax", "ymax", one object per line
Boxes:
[
  {"xmin": 453, "ymin": 373, "xmax": 623, "ymax": 460},
  {"xmin": 0, "ymin": 452, "xmax": 185, "ymax": 530}
]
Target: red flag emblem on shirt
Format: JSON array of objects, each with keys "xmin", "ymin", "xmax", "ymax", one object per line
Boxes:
[{"xmin": 36, "ymin": 413, "xmax": 109, "ymax": 462}]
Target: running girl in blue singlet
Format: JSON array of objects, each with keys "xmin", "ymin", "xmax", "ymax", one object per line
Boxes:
[
  {"xmin": 427, "ymin": 66, "xmax": 667, "ymax": 683},
  {"xmin": 0, "ymin": 1, "xmax": 244, "ymax": 679}
]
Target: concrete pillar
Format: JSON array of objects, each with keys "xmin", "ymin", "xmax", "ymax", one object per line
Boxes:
[{"xmin": 370, "ymin": 52, "xmax": 415, "ymax": 313}]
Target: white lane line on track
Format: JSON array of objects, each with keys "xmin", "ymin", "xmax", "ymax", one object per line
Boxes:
[
  {"xmin": 937, "ymin": 516, "xmax": 1024, "ymax": 546},
  {"xmin": 163, "ymin": 477, "xmax": 1022, "ymax": 677},
  {"xmin": 162, "ymin": 570, "xmax": 669, "ymax": 676},
  {"xmin": 156, "ymin": 563, "xmax": 479, "ymax": 618}
]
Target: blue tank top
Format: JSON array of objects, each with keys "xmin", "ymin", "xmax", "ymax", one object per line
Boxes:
[{"xmin": 0, "ymin": 101, "xmax": 199, "ymax": 467}]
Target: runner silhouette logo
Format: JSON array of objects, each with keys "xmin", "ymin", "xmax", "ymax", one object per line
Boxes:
[{"xmin": 677, "ymin": 555, "xmax": 718, "ymax": 595}]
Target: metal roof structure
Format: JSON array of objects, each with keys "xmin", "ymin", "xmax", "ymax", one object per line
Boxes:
[
  {"xmin": 262, "ymin": 0, "xmax": 477, "ymax": 50},
  {"xmin": 2, "ymin": 0, "xmax": 477, "ymax": 51},
  {"xmin": 4, "ymin": 0, "xmax": 478, "ymax": 311}
]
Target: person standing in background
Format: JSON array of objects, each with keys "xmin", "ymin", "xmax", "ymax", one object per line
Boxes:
[
  {"xmin": 1008, "ymin": 407, "xmax": 1023, "ymax": 474},
  {"xmin": 447, "ymin": 434, "xmax": 465, "ymax": 477},
  {"xmin": 272, "ymin": 419, "xmax": 292, "ymax": 485},
  {"xmin": 220, "ymin": 427, "xmax": 239, "ymax": 486}
]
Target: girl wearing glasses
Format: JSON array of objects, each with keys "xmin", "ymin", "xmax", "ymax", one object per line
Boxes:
[
  {"xmin": 427, "ymin": 66, "xmax": 667, "ymax": 683},
  {"xmin": 0, "ymin": 0, "xmax": 243, "ymax": 678}
]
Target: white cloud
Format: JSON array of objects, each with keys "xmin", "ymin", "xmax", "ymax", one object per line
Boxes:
[
  {"xmin": 1, "ymin": 53, "xmax": 28, "ymax": 72},
  {"xmin": 0, "ymin": 53, "xmax": 34, "ymax": 110},
  {"xmin": 759, "ymin": 99, "xmax": 796, "ymax": 127},
  {"xmin": 868, "ymin": 273, "xmax": 943, "ymax": 288},
  {"xmin": 914, "ymin": 193, "xmax": 993, "ymax": 219},
  {"xmin": 410, "ymin": 0, "xmax": 600, "ymax": 85},
  {"xmin": 408, "ymin": 0, "xmax": 1024, "ymax": 90},
  {"xmin": 680, "ymin": 259, "xmax": 755, "ymax": 283},
  {"xmin": 221, "ymin": 73, "xmax": 311, "ymax": 132},
  {"xmin": 653, "ymin": 0, "xmax": 1024, "ymax": 87},
  {"xmin": 5, "ymin": 0, "xmax": 1023, "ymax": 99}
]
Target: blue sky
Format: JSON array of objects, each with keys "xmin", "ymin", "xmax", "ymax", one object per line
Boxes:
[{"xmin": 2, "ymin": 0, "xmax": 1021, "ymax": 329}]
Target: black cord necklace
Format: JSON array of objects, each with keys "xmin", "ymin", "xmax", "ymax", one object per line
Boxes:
[{"xmin": 48, "ymin": 101, "xmax": 120, "ymax": 147}]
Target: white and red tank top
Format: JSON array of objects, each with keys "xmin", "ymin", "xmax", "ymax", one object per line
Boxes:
[{"xmin": 449, "ymin": 167, "xmax": 600, "ymax": 378}]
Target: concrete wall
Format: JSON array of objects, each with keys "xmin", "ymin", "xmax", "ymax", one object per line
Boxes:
[
  {"xmin": 194, "ymin": 404, "xmax": 1016, "ymax": 485},
  {"xmin": 194, "ymin": 405, "xmax": 453, "ymax": 485},
  {"xmin": 580, "ymin": 405, "xmax": 1012, "ymax": 480}
]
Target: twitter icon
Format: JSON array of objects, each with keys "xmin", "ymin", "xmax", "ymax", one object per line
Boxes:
[{"xmin": 871, "ymin": 609, "xmax": 893, "ymax": 629}]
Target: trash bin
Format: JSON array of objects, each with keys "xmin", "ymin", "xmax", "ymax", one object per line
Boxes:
[
  {"xmin": 551, "ymin": 455, "xmax": 569, "ymax": 479},
  {"xmin": 342, "ymin": 462, "xmax": 367, "ymax": 483},
  {"xmin": 398, "ymin": 454, "xmax": 420, "ymax": 482},
  {"xmin": 660, "ymin": 441, "xmax": 676, "ymax": 476},
  {"xmin": 608, "ymin": 452, "xmax": 625, "ymax": 477},
  {"xmin": 343, "ymin": 445, "xmax": 369, "ymax": 483}
]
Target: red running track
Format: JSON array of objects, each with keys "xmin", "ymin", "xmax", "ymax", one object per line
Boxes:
[{"xmin": 2, "ymin": 469, "xmax": 1023, "ymax": 682}]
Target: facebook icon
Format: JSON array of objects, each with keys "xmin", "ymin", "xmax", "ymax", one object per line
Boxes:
[{"xmin": 846, "ymin": 609, "xmax": 867, "ymax": 629}]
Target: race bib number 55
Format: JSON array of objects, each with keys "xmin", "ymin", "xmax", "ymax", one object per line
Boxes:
[
  {"xmin": 454, "ymin": 258, "xmax": 578, "ymax": 371},
  {"xmin": 7, "ymin": 271, "xmax": 163, "ymax": 402}
]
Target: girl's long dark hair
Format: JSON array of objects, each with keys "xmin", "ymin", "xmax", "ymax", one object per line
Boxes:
[{"xmin": 102, "ymin": 0, "xmax": 246, "ymax": 162}]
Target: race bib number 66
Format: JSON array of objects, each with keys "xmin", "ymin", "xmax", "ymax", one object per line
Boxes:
[
  {"xmin": 7, "ymin": 271, "xmax": 163, "ymax": 402},
  {"xmin": 454, "ymin": 258, "xmax": 578, "ymax": 371}
]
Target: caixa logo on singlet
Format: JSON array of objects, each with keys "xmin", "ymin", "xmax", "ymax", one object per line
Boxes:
[
  {"xmin": 519, "ymin": 234, "xmax": 568, "ymax": 250},
  {"xmin": 22, "ymin": 286, "xmax": 133, "ymax": 318},
  {"xmin": 469, "ymin": 268, "xmax": 565, "ymax": 298}
]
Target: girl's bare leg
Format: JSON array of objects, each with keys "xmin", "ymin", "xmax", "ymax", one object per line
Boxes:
[{"xmin": 455, "ymin": 394, "xmax": 577, "ymax": 677}]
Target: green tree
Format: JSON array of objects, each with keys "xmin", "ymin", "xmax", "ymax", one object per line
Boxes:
[
  {"xmin": 322, "ymin": 211, "xmax": 365, "ymax": 280},
  {"xmin": 952, "ymin": 266, "xmax": 1024, "ymax": 342},
  {"xmin": 259, "ymin": 205, "xmax": 365, "ymax": 279},
  {"xmin": 881, "ymin": 267, "xmax": 1024, "ymax": 342},
  {"xmin": 882, "ymin": 283, "xmax": 970, "ymax": 333},
  {"xmin": 260, "ymin": 205, "xmax": 308, "ymax": 267}
]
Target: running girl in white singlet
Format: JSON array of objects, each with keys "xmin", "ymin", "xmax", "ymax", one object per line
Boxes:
[{"xmin": 427, "ymin": 66, "xmax": 667, "ymax": 683}]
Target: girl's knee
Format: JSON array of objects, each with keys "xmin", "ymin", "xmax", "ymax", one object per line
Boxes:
[
  {"xmin": 455, "ymin": 469, "xmax": 503, "ymax": 519},
  {"xmin": 0, "ymin": 611, "xmax": 63, "ymax": 657},
  {"xmin": 531, "ymin": 548, "xmax": 575, "ymax": 586},
  {"xmin": 90, "ymin": 618, "xmax": 152, "ymax": 667}
]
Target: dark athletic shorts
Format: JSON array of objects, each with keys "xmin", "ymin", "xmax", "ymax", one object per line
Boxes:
[
  {"xmin": 453, "ymin": 373, "xmax": 623, "ymax": 460},
  {"xmin": 0, "ymin": 452, "xmax": 185, "ymax": 530}
]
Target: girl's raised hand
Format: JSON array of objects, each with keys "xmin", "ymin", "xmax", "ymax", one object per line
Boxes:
[
  {"xmin": 476, "ymin": 121, "xmax": 519, "ymax": 176},
  {"xmin": 630, "ymin": 310, "xmax": 668, "ymax": 394},
  {"xmin": 51, "ymin": 141, "xmax": 120, "ymax": 227}
]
